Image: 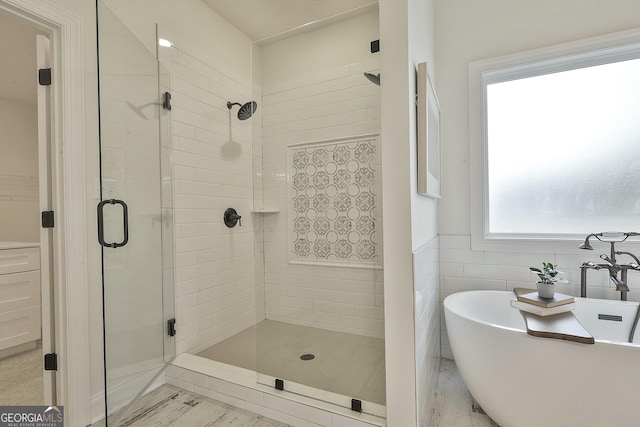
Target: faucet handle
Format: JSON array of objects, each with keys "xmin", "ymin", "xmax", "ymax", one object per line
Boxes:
[
  {"xmin": 600, "ymin": 254, "xmax": 616, "ymax": 265},
  {"xmin": 583, "ymin": 261, "xmax": 601, "ymax": 270},
  {"xmin": 600, "ymin": 254, "xmax": 611, "ymax": 263},
  {"xmin": 223, "ymin": 208, "xmax": 242, "ymax": 228}
]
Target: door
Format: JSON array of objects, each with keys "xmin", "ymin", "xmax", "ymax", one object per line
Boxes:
[{"xmin": 96, "ymin": 1, "xmax": 171, "ymax": 422}]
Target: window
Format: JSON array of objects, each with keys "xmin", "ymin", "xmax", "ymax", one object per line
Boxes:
[{"xmin": 470, "ymin": 29, "xmax": 640, "ymax": 248}]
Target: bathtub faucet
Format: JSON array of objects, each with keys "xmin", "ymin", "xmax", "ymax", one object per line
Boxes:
[{"xmin": 579, "ymin": 232, "xmax": 640, "ymax": 301}]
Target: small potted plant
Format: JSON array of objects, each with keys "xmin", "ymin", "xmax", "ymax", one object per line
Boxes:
[{"xmin": 529, "ymin": 262, "xmax": 568, "ymax": 298}]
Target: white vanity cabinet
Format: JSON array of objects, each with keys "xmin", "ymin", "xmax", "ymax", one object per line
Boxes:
[{"xmin": 0, "ymin": 242, "xmax": 41, "ymax": 353}]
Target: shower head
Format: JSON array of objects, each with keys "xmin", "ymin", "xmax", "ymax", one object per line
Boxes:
[
  {"xmin": 227, "ymin": 101, "xmax": 258, "ymax": 120},
  {"xmin": 364, "ymin": 72, "xmax": 380, "ymax": 86}
]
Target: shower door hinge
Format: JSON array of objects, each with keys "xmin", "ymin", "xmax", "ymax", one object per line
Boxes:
[
  {"xmin": 42, "ymin": 211, "xmax": 55, "ymax": 228},
  {"xmin": 167, "ymin": 318, "xmax": 176, "ymax": 337},
  {"xmin": 38, "ymin": 68, "xmax": 52, "ymax": 86},
  {"xmin": 162, "ymin": 92, "xmax": 172, "ymax": 110},
  {"xmin": 44, "ymin": 353, "xmax": 57, "ymax": 371},
  {"xmin": 370, "ymin": 39, "xmax": 380, "ymax": 53}
]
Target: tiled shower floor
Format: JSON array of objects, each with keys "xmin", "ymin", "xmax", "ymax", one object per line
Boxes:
[{"xmin": 195, "ymin": 320, "xmax": 386, "ymax": 405}]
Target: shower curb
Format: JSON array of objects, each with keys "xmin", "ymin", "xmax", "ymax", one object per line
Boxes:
[{"xmin": 166, "ymin": 353, "xmax": 386, "ymax": 427}]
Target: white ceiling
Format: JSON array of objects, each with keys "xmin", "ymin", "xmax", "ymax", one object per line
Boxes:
[
  {"xmin": 202, "ymin": 0, "xmax": 376, "ymax": 41},
  {"xmin": 0, "ymin": 12, "xmax": 40, "ymax": 106},
  {"xmin": 1, "ymin": 2, "xmax": 378, "ymax": 106}
]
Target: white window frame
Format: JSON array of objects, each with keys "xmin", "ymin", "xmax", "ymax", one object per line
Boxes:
[{"xmin": 469, "ymin": 27, "xmax": 640, "ymax": 252}]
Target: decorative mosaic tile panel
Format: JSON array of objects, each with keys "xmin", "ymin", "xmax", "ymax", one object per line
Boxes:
[{"xmin": 288, "ymin": 136, "xmax": 381, "ymax": 267}]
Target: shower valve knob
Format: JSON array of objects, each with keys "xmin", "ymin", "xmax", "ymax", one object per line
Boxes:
[{"xmin": 224, "ymin": 208, "xmax": 242, "ymax": 228}]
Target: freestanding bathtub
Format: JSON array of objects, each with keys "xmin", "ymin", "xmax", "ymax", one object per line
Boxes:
[{"xmin": 444, "ymin": 290, "xmax": 640, "ymax": 427}]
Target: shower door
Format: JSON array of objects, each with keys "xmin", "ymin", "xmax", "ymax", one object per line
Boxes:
[{"xmin": 97, "ymin": 1, "xmax": 173, "ymax": 423}]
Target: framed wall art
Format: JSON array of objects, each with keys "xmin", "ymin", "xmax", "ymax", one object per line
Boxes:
[{"xmin": 417, "ymin": 62, "xmax": 441, "ymax": 198}]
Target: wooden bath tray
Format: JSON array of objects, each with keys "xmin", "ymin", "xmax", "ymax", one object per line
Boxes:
[{"xmin": 520, "ymin": 311, "xmax": 595, "ymax": 344}]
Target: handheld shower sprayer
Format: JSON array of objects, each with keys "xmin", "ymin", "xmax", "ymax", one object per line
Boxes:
[{"xmin": 579, "ymin": 232, "xmax": 640, "ymax": 250}]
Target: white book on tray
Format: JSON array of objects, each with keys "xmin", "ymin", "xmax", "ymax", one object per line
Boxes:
[{"xmin": 510, "ymin": 299, "xmax": 576, "ymax": 316}]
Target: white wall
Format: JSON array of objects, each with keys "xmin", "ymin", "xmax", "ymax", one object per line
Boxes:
[
  {"xmin": 380, "ymin": 0, "xmax": 439, "ymax": 425},
  {"xmin": 165, "ymin": 42, "xmax": 257, "ymax": 355},
  {"xmin": 0, "ymin": 100, "xmax": 39, "ymax": 242},
  {"xmin": 0, "ymin": 13, "xmax": 40, "ymax": 243},
  {"xmin": 437, "ymin": 0, "xmax": 640, "ymax": 236},
  {"xmin": 408, "ymin": 1, "xmax": 440, "ymax": 425},
  {"xmin": 413, "ymin": 236, "xmax": 440, "ymax": 426},
  {"xmin": 436, "ymin": 0, "xmax": 640, "ymax": 360},
  {"xmin": 259, "ymin": 9, "xmax": 384, "ymax": 338},
  {"xmin": 101, "ymin": 0, "xmax": 252, "ymax": 84}
]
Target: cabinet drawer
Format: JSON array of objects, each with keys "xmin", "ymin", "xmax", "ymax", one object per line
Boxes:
[
  {"xmin": 0, "ymin": 306, "xmax": 41, "ymax": 351},
  {"xmin": 0, "ymin": 270, "xmax": 41, "ymax": 314},
  {"xmin": 0, "ymin": 247, "xmax": 40, "ymax": 275}
]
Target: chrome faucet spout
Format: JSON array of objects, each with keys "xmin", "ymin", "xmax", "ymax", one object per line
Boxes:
[{"xmin": 610, "ymin": 275, "xmax": 629, "ymax": 292}]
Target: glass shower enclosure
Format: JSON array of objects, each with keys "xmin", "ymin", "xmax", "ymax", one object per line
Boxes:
[{"xmin": 96, "ymin": 1, "xmax": 174, "ymax": 424}]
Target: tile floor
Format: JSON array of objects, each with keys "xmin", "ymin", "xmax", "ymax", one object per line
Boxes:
[
  {"xmin": 92, "ymin": 358, "xmax": 494, "ymax": 426},
  {"xmin": 92, "ymin": 384, "xmax": 290, "ymax": 427},
  {"xmin": 197, "ymin": 320, "xmax": 386, "ymax": 405},
  {"xmin": 431, "ymin": 359, "xmax": 498, "ymax": 427}
]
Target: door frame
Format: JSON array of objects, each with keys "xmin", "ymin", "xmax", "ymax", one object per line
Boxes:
[
  {"xmin": 36, "ymin": 31, "xmax": 55, "ymax": 405},
  {"xmin": 0, "ymin": 1, "xmax": 90, "ymax": 425}
]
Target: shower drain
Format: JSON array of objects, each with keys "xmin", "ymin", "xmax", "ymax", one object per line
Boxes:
[{"xmin": 300, "ymin": 353, "xmax": 315, "ymax": 361}]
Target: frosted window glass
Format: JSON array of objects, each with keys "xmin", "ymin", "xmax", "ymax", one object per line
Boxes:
[{"xmin": 486, "ymin": 58, "xmax": 640, "ymax": 235}]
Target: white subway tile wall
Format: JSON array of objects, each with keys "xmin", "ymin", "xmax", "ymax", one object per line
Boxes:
[
  {"xmin": 439, "ymin": 234, "xmax": 640, "ymax": 359},
  {"xmin": 259, "ymin": 15, "xmax": 383, "ymax": 338},
  {"xmin": 169, "ymin": 45, "xmax": 257, "ymax": 355},
  {"xmin": 413, "ymin": 236, "xmax": 440, "ymax": 427}
]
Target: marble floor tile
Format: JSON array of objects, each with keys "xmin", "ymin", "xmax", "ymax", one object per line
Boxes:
[
  {"xmin": 91, "ymin": 384, "xmax": 290, "ymax": 427},
  {"xmin": 431, "ymin": 359, "xmax": 499, "ymax": 427},
  {"xmin": 93, "ymin": 358, "xmax": 496, "ymax": 427}
]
